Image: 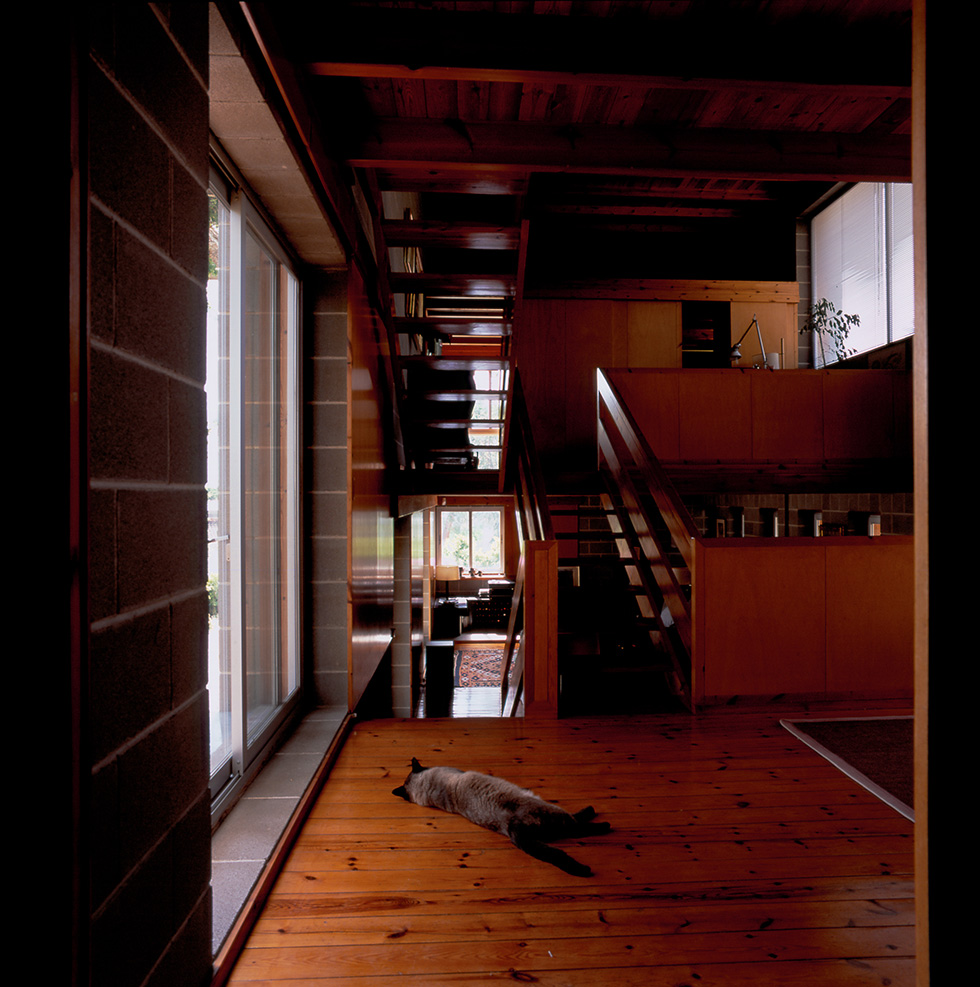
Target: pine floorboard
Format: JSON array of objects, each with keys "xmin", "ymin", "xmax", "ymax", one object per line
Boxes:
[{"xmin": 225, "ymin": 702, "xmax": 914, "ymax": 985}]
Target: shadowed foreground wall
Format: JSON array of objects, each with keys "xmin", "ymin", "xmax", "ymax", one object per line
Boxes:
[
  {"xmin": 348, "ymin": 264, "xmax": 395, "ymax": 708},
  {"xmin": 307, "ymin": 271, "xmax": 352, "ymax": 708},
  {"xmin": 81, "ymin": 6, "xmax": 213, "ymax": 985}
]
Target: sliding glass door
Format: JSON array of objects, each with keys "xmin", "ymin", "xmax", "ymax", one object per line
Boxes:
[{"xmin": 207, "ymin": 170, "xmax": 300, "ymax": 817}]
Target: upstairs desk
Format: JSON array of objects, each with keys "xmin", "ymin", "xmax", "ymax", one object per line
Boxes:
[
  {"xmin": 433, "ymin": 582, "xmax": 515, "ymax": 638},
  {"xmin": 432, "ymin": 598, "xmax": 473, "ymax": 639}
]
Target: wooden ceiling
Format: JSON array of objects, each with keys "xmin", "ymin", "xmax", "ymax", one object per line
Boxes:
[
  {"xmin": 248, "ymin": 0, "xmax": 911, "ymax": 288},
  {"xmin": 238, "ymin": 1, "xmax": 912, "ymax": 484}
]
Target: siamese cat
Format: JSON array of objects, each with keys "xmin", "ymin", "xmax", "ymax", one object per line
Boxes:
[{"xmin": 392, "ymin": 758, "xmax": 610, "ymax": 877}]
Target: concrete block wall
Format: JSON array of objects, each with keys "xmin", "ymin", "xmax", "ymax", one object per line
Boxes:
[
  {"xmin": 547, "ymin": 494, "xmax": 620, "ymax": 563},
  {"xmin": 686, "ymin": 491, "xmax": 915, "ymax": 538},
  {"xmin": 306, "ymin": 271, "xmax": 351, "ymax": 708},
  {"xmin": 795, "ymin": 220, "xmax": 813, "ymax": 368},
  {"xmin": 84, "ymin": 6, "xmax": 212, "ymax": 985}
]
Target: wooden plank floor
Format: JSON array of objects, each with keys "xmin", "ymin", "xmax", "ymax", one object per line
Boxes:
[{"xmin": 226, "ymin": 701, "xmax": 914, "ymax": 985}]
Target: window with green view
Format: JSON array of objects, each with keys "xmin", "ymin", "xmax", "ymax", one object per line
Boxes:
[{"xmin": 438, "ymin": 509, "xmax": 504, "ymax": 574}]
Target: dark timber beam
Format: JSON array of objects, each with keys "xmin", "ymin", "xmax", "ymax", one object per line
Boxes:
[
  {"xmin": 351, "ymin": 121, "xmax": 912, "ymax": 184},
  {"xmin": 383, "ymin": 220, "xmax": 520, "ymax": 250},
  {"xmin": 309, "ymin": 61, "xmax": 910, "ymax": 100}
]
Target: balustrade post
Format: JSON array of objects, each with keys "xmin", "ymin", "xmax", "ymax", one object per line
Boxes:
[{"xmin": 522, "ymin": 540, "xmax": 559, "ymax": 717}]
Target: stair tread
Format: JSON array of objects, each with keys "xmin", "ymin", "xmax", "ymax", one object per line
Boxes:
[
  {"xmin": 402, "ymin": 356, "xmax": 510, "ymax": 370},
  {"xmin": 383, "ymin": 220, "xmax": 520, "ymax": 249},
  {"xmin": 412, "ymin": 389, "xmax": 507, "ymax": 400},
  {"xmin": 390, "ymin": 272, "xmax": 517, "ymax": 296},
  {"xmin": 394, "ymin": 317, "xmax": 512, "ymax": 336}
]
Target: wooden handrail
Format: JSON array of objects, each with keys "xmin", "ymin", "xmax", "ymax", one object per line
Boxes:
[
  {"xmin": 499, "ymin": 550, "xmax": 525, "ymax": 714},
  {"xmin": 597, "ymin": 426, "xmax": 692, "ymax": 652},
  {"xmin": 596, "ymin": 368, "xmax": 914, "ymax": 713},
  {"xmin": 520, "ymin": 540, "xmax": 559, "ymax": 718},
  {"xmin": 356, "ymin": 170, "xmax": 409, "ymax": 474},
  {"xmin": 596, "ymin": 368, "xmax": 696, "ymax": 710},
  {"xmin": 509, "ymin": 369, "xmax": 555, "ymax": 542},
  {"xmin": 597, "ymin": 370, "xmax": 698, "ymax": 562},
  {"xmin": 499, "ymin": 368, "xmax": 558, "ymax": 716}
]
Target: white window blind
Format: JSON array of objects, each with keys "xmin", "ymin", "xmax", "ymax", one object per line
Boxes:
[{"xmin": 811, "ymin": 182, "xmax": 914, "ymax": 365}]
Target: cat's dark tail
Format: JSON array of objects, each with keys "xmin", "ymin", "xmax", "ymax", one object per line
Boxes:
[{"xmin": 507, "ymin": 828, "xmax": 594, "ymax": 877}]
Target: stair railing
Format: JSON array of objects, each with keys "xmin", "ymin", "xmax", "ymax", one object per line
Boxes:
[
  {"xmin": 500, "ymin": 368, "xmax": 558, "ymax": 716},
  {"xmin": 596, "ymin": 368, "xmax": 698, "ymax": 710}
]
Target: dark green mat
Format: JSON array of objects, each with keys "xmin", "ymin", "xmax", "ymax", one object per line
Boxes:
[{"xmin": 781, "ymin": 716, "xmax": 914, "ymax": 821}]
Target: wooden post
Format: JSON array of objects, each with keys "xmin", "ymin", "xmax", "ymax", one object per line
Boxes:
[{"xmin": 522, "ymin": 540, "xmax": 559, "ymax": 717}]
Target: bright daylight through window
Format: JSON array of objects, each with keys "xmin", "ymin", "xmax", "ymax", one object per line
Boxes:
[
  {"xmin": 207, "ymin": 172, "xmax": 300, "ymax": 818},
  {"xmin": 810, "ymin": 182, "xmax": 914, "ymax": 365},
  {"xmin": 467, "ymin": 368, "xmax": 506, "ymax": 470},
  {"xmin": 438, "ymin": 508, "xmax": 504, "ymax": 575}
]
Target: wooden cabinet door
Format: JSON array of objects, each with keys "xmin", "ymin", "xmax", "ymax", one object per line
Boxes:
[
  {"xmin": 627, "ymin": 301, "xmax": 682, "ymax": 368},
  {"xmin": 731, "ymin": 301, "xmax": 798, "ymax": 369}
]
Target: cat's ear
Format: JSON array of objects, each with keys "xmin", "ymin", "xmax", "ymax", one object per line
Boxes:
[
  {"xmin": 392, "ymin": 785, "xmax": 410, "ymax": 800},
  {"xmin": 411, "ymin": 757, "xmax": 424, "ymax": 773}
]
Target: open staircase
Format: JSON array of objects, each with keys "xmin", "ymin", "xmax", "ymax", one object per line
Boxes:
[
  {"xmin": 595, "ymin": 369, "xmax": 697, "ymax": 712},
  {"xmin": 548, "ymin": 494, "xmax": 693, "ymax": 716},
  {"xmin": 366, "ymin": 186, "xmax": 526, "ymax": 489},
  {"xmin": 364, "ymin": 185, "xmax": 696, "ymax": 715}
]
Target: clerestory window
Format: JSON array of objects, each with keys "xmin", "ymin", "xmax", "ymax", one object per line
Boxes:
[{"xmin": 810, "ymin": 182, "xmax": 914, "ymax": 365}]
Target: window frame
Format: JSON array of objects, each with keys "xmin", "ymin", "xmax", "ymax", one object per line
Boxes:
[
  {"xmin": 466, "ymin": 366, "xmax": 508, "ymax": 471},
  {"xmin": 810, "ymin": 181, "xmax": 914, "ymax": 365},
  {"xmin": 435, "ymin": 506, "xmax": 507, "ymax": 576},
  {"xmin": 207, "ymin": 164, "xmax": 302, "ymax": 823}
]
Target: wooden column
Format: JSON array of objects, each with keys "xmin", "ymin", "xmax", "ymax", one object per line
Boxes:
[
  {"xmin": 522, "ymin": 540, "xmax": 559, "ymax": 718},
  {"xmin": 914, "ymin": 3, "xmax": 964, "ymax": 983}
]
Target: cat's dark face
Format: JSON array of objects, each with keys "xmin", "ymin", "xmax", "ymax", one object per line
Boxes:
[{"xmin": 392, "ymin": 757, "xmax": 425, "ymax": 801}]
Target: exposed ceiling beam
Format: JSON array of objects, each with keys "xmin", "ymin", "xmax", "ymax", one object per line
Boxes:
[
  {"xmin": 372, "ymin": 169, "xmax": 529, "ymax": 196},
  {"xmin": 539, "ymin": 204, "xmax": 746, "ymax": 219},
  {"xmin": 308, "ymin": 61, "xmax": 910, "ymax": 101},
  {"xmin": 306, "ymin": 62, "xmax": 912, "ymax": 99},
  {"xmin": 526, "ymin": 278, "xmax": 799, "ymax": 302},
  {"xmin": 536, "ymin": 179, "xmax": 781, "ymax": 202},
  {"xmin": 351, "ymin": 121, "xmax": 911, "ymax": 184}
]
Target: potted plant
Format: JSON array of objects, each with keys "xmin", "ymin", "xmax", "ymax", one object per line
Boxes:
[{"xmin": 801, "ymin": 298, "xmax": 860, "ymax": 366}]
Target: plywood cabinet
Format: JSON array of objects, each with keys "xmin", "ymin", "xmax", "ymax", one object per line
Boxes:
[
  {"xmin": 517, "ymin": 282, "xmax": 799, "ymax": 474},
  {"xmin": 699, "ymin": 542, "xmax": 827, "ymax": 696},
  {"xmin": 606, "ymin": 368, "xmax": 912, "ymax": 467},
  {"xmin": 731, "ymin": 300, "xmax": 798, "ymax": 369},
  {"xmin": 627, "ymin": 301, "xmax": 682, "ymax": 367},
  {"xmin": 694, "ymin": 536, "xmax": 913, "ymax": 702}
]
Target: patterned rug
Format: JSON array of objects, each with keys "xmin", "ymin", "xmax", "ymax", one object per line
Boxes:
[{"xmin": 454, "ymin": 647, "xmax": 507, "ymax": 688}]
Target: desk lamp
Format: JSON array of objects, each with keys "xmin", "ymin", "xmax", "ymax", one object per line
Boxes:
[
  {"xmin": 730, "ymin": 314, "xmax": 769, "ymax": 368},
  {"xmin": 434, "ymin": 565, "xmax": 460, "ymax": 598}
]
